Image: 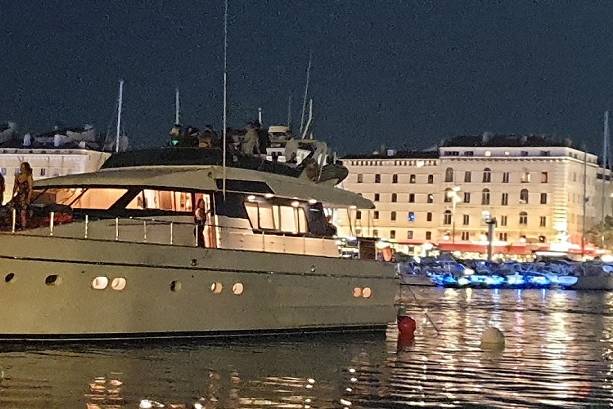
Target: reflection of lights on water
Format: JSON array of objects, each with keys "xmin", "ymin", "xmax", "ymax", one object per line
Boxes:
[
  {"xmin": 305, "ymin": 384, "xmax": 313, "ymax": 389},
  {"xmin": 345, "ymin": 387, "xmax": 352, "ymax": 392},
  {"xmin": 348, "ymin": 368, "xmax": 356, "ymax": 373},
  {"xmin": 340, "ymin": 398, "xmax": 352, "ymax": 406},
  {"xmin": 350, "ymin": 377, "xmax": 357, "ymax": 382},
  {"xmin": 307, "ymin": 378, "xmax": 315, "ymax": 384}
]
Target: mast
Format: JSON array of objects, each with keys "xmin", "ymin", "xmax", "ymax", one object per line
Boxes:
[
  {"xmin": 175, "ymin": 88, "xmax": 181, "ymax": 125},
  {"xmin": 115, "ymin": 80, "xmax": 124, "ymax": 153},
  {"xmin": 582, "ymin": 145, "xmax": 588, "ymax": 257},
  {"xmin": 601, "ymin": 111, "xmax": 609, "ymax": 247},
  {"xmin": 299, "ymin": 52, "xmax": 312, "ymax": 135},
  {"xmin": 222, "ymin": 0, "xmax": 228, "ymax": 197}
]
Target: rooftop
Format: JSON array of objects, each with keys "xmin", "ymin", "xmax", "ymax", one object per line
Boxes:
[
  {"xmin": 342, "ymin": 150, "xmax": 439, "ymax": 160},
  {"xmin": 441, "ymin": 133, "xmax": 581, "ymax": 149}
]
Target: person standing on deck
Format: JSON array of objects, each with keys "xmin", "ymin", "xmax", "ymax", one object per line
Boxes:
[{"xmin": 194, "ymin": 198, "xmax": 211, "ymax": 248}]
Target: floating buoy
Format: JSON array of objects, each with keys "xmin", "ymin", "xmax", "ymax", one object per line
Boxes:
[{"xmin": 480, "ymin": 326, "xmax": 505, "ymax": 350}]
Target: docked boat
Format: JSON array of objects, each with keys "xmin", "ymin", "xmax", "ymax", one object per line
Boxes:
[{"xmin": 0, "ymin": 148, "xmax": 397, "ymax": 340}]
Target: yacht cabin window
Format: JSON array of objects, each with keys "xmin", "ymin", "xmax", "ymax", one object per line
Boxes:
[
  {"xmin": 33, "ymin": 187, "xmax": 129, "ymax": 209},
  {"xmin": 245, "ymin": 202, "xmax": 308, "ymax": 234},
  {"xmin": 126, "ymin": 189, "xmax": 192, "ymax": 212}
]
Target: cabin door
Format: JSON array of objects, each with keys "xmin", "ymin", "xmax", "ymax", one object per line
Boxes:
[{"xmin": 194, "ymin": 193, "xmax": 216, "ymax": 248}]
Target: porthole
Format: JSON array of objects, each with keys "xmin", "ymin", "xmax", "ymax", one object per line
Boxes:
[
  {"xmin": 232, "ymin": 282, "xmax": 244, "ymax": 295},
  {"xmin": 362, "ymin": 287, "xmax": 372, "ymax": 298},
  {"xmin": 45, "ymin": 274, "xmax": 61, "ymax": 286},
  {"xmin": 210, "ymin": 282, "xmax": 223, "ymax": 294},
  {"xmin": 352, "ymin": 287, "xmax": 362, "ymax": 298},
  {"xmin": 170, "ymin": 280, "xmax": 182, "ymax": 292},
  {"xmin": 91, "ymin": 276, "xmax": 109, "ymax": 290},
  {"xmin": 111, "ymin": 277, "xmax": 127, "ymax": 291},
  {"xmin": 5, "ymin": 273, "xmax": 15, "ymax": 283}
]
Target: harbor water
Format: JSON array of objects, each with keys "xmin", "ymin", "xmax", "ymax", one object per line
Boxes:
[{"xmin": 0, "ymin": 288, "xmax": 611, "ymax": 408}]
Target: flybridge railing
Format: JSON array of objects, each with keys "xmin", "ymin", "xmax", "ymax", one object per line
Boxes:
[{"xmin": 7, "ymin": 210, "xmax": 338, "ymax": 256}]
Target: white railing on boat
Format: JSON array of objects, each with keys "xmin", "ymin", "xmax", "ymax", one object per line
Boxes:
[{"xmin": 7, "ymin": 209, "xmax": 341, "ymax": 257}]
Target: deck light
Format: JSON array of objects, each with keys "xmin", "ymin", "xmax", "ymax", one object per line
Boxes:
[
  {"xmin": 265, "ymin": 193, "xmax": 274, "ymax": 199},
  {"xmin": 291, "ymin": 201, "xmax": 300, "ymax": 207},
  {"xmin": 308, "ymin": 198, "xmax": 317, "ymax": 204},
  {"xmin": 247, "ymin": 195, "xmax": 256, "ymax": 202}
]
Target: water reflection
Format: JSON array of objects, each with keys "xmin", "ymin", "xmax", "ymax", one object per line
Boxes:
[{"xmin": 0, "ymin": 289, "xmax": 610, "ymax": 407}]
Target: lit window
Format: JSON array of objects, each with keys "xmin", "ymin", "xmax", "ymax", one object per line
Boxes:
[
  {"xmin": 210, "ymin": 282, "xmax": 223, "ymax": 294},
  {"xmin": 362, "ymin": 287, "xmax": 372, "ymax": 298},
  {"xmin": 111, "ymin": 277, "xmax": 127, "ymax": 291},
  {"xmin": 353, "ymin": 287, "xmax": 362, "ymax": 297},
  {"xmin": 92, "ymin": 276, "xmax": 109, "ymax": 290},
  {"xmin": 232, "ymin": 283, "xmax": 244, "ymax": 295}
]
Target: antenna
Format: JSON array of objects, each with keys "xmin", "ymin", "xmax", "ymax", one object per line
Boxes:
[
  {"xmin": 299, "ymin": 52, "xmax": 312, "ymax": 135},
  {"xmin": 175, "ymin": 87, "xmax": 181, "ymax": 125},
  {"xmin": 258, "ymin": 107, "xmax": 262, "ymax": 125},
  {"xmin": 115, "ymin": 80, "xmax": 124, "ymax": 153},
  {"xmin": 222, "ymin": 0, "xmax": 228, "ymax": 197},
  {"xmin": 287, "ymin": 94, "xmax": 292, "ymax": 128}
]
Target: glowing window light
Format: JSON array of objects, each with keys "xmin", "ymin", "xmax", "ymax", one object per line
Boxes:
[
  {"xmin": 352, "ymin": 287, "xmax": 362, "ymax": 297},
  {"xmin": 264, "ymin": 193, "xmax": 274, "ymax": 199},
  {"xmin": 111, "ymin": 277, "xmax": 127, "ymax": 291},
  {"xmin": 291, "ymin": 201, "xmax": 300, "ymax": 208},
  {"xmin": 362, "ymin": 287, "xmax": 372, "ymax": 298},
  {"xmin": 91, "ymin": 276, "xmax": 109, "ymax": 290},
  {"xmin": 247, "ymin": 195, "xmax": 256, "ymax": 202},
  {"xmin": 232, "ymin": 282, "xmax": 244, "ymax": 295},
  {"xmin": 210, "ymin": 282, "xmax": 223, "ymax": 294}
]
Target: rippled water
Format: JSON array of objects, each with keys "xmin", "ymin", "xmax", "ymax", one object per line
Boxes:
[{"xmin": 0, "ymin": 288, "xmax": 612, "ymax": 408}]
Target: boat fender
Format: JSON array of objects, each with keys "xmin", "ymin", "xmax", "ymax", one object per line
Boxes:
[
  {"xmin": 397, "ymin": 307, "xmax": 416, "ymax": 338},
  {"xmin": 480, "ymin": 326, "xmax": 505, "ymax": 350}
]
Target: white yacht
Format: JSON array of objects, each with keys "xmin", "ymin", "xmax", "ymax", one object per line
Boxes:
[{"xmin": 0, "ymin": 148, "xmax": 397, "ymax": 340}]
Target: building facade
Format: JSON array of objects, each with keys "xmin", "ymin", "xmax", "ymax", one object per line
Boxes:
[{"xmin": 337, "ymin": 135, "xmax": 612, "ymax": 258}]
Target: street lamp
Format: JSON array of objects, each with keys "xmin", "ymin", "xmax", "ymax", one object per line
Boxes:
[
  {"xmin": 482, "ymin": 210, "xmax": 497, "ymax": 261},
  {"xmin": 447, "ymin": 186, "xmax": 461, "ymax": 244}
]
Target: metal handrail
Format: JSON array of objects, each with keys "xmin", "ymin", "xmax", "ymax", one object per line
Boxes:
[{"xmin": 8, "ymin": 212, "xmax": 339, "ymax": 256}]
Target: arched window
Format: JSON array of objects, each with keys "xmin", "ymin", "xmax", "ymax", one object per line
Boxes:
[
  {"xmin": 444, "ymin": 188, "xmax": 452, "ymax": 203},
  {"xmin": 481, "ymin": 188, "xmax": 490, "ymax": 205},
  {"xmin": 519, "ymin": 211, "xmax": 528, "ymax": 225},
  {"xmin": 520, "ymin": 189, "xmax": 529, "ymax": 204},
  {"xmin": 443, "ymin": 210, "xmax": 452, "ymax": 225},
  {"xmin": 482, "ymin": 168, "xmax": 492, "ymax": 183},
  {"xmin": 445, "ymin": 167, "xmax": 454, "ymax": 182}
]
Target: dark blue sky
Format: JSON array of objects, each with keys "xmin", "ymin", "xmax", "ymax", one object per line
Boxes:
[{"xmin": 1, "ymin": 1, "xmax": 613, "ymax": 154}]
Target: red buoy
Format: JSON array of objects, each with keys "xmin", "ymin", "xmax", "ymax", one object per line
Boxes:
[{"xmin": 397, "ymin": 315, "xmax": 416, "ymax": 337}]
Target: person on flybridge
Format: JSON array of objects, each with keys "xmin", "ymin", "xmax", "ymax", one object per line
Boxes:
[{"xmin": 241, "ymin": 121, "xmax": 260, "ymax": 155}]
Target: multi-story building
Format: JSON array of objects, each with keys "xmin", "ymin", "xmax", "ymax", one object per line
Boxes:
[{"xmin": 337, "ymin": 134, "xmax": 612, "ymax": 258}]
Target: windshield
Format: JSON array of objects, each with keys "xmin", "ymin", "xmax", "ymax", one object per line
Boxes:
[{"xmin": 33, "ymin": 187, "xmax": 129, "ymax": 209}]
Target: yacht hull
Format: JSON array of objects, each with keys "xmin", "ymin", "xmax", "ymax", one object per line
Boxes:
[{"xmin": 0, "ymin": 234, "xmax": 397, "ymax": 340}]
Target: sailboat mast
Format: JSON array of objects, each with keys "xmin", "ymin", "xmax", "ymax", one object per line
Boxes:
[
  {"xmin": 582, "ymin": 145, "xmax": 588, "ymax": 257},
  {"xmin": 115, "ymin": 79, "xmax": 124, "ymax": 153},
  {"xmin": 175, "ymin": 88, "xmax": 181, "ymax": 125},
  {"xmin": 601, "ymin": 111, "xmax": 609, "ymax": 247},
  {"xmin": 222, "ymin": 0, "xmax": 228, "ymax": 197},
  {"xmin": 299, "ymin": 52, "xmax": 312, "ymax": 135}
]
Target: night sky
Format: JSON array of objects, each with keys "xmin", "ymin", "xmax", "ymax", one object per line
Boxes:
[{"xmin": 1, "ymin": 1, "xmax": 613, "ymax": 154}]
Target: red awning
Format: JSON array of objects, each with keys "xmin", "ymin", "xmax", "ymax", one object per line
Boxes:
[{"xmin": 436, "ymin": 242, "xmax": 537, "ymax": 255}]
